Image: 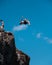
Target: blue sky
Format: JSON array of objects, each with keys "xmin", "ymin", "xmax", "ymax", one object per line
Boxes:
[{"xmin": 0, "ymin": 0, "xmax": 52, "ymax": 65}]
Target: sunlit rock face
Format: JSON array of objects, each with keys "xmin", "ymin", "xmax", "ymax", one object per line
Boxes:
[{"xmin": 0, "ymin": 31, "xmax": 30, "ymax": 65}]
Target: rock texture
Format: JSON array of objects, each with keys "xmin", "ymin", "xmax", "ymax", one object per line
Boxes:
[
  {"xmin": 0, "ymin": 31, "xmax": 30, "ymax": 65},
  {"xmin": 16, "ymin": 49, "xmax": 30, "ymax": 65}
]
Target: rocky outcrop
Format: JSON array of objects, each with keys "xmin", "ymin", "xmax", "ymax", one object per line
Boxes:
[
  {"xmin": 0, "ymin": 31, "xmax": 30, "ymax": 65},
  {"xmin": 0, "ymin": 31, "xmax": 17, "ymax": 65},
  {"xmin": 16, "ymin": 49, "xmax": 30, "ymax": 65}
]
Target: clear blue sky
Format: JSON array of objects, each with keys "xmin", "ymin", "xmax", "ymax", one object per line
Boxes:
[{"xmin": 0, "ymin": 0, "xmax": 52, "ymax": 65}]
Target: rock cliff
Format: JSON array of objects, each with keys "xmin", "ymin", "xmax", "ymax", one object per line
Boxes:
[
  {"xmin": 0, "ymin": 20, "xmax": 30, "ymax": 65},
  {"xmin": 0, "ymin": 31, "xmax": 30, "ymax": 65}
]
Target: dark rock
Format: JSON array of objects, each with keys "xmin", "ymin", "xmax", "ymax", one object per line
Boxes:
[
  {"xmin": 0, "ymin": 31, "xmax": 30, "ymax": 65},
  {"xmin": 0, "ymin": 21, "xmax": 30, "ymax": 65},
  {"xmin": 16, "ymin": 49, "xmax": 30, "ymax": 65},
  {"xmin": 0, "ymin": 31, "xmax": 17, "ymax": 65}
]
